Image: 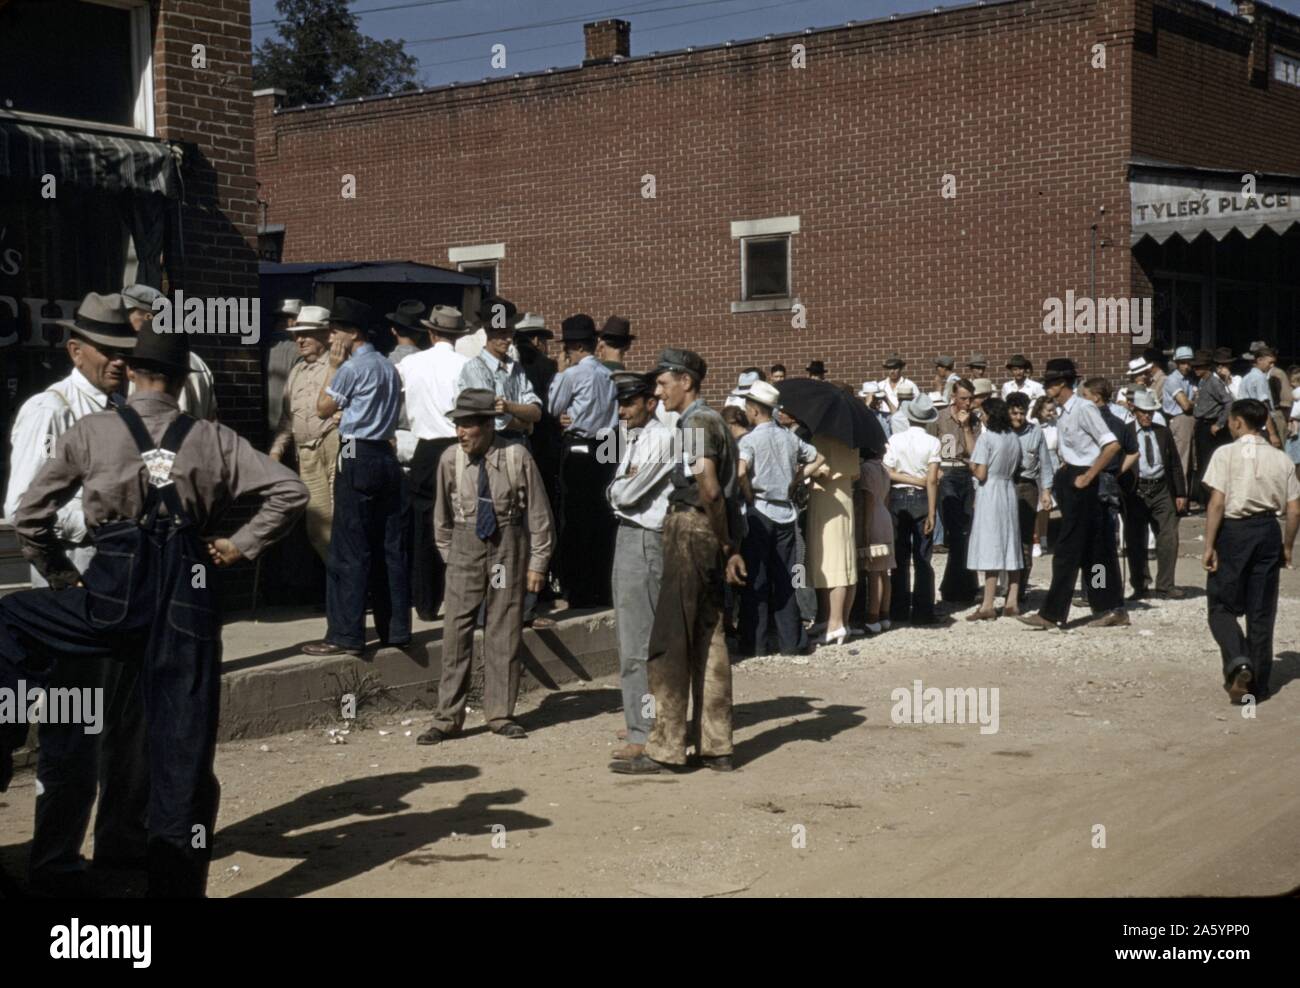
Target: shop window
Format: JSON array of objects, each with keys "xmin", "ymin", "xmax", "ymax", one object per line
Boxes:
[
  {"xmin": 458, "ymin": 262, "xmax": 497, "ymax": 297},
  {"xmin": 730, "ymin": 216, "xmax": 798, "ymax": 313},
  {"xmin": 449, "ymin": 243, "xmax": 504, "ymax": 295},
  {"xmin": 0, "ymin": 0, "xmax": 153, "ymax": 134}
]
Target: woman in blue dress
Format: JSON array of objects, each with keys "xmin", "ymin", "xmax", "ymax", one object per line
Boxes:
[{"xmin": 966, "ymin": 397, "xmax": 1023, "ymax": 620}]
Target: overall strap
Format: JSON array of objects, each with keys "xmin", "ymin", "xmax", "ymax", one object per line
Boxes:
[
  {"xmin": 160, "ymin": 412, "xmax": 197, "ymax": 454},
  {"xmin": 115, "ymin": 402, "xmax": 157, "ymax": 455},
  {"xmin": 114, "ymin": 404, "xmax": 198, "ymax": 523}
]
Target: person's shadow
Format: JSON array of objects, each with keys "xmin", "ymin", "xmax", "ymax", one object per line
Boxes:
[
  {"xmin": 1263, "ymin": 652, "xmax": 1300, "ymax": 702},
  {"xmin": 733, "ymin": 695, "xmax": 866, "ymax": 766},
  {"xmin": 212, "ymin": 765, "xmax": 551, "ymax": 897}
]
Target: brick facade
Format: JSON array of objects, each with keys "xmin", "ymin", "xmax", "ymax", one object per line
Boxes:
[{"xmin": 255, "ymin": 0, "xmax": 1300, "ymax": 401}]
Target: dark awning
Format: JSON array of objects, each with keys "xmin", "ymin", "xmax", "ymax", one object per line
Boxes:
[
  {"xmin": 0, "ymin": 120, "xmax": 179, "ymax": 198},
  {"xmin": 260, "ymin": 260, "xmax": 486, "ymax": 286}
]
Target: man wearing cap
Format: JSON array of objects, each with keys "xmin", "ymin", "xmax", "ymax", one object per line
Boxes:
[
  {"xmin": 304, "ymin": 297, "xmax": 409, "ymax": 656},
  {"xmin": 1001, "ymin": 355, "xmax": 1044, "ymax": 402},
  {"xmin": 597, "ymin": 315, "xmax": 635, "ymax": 371},
  {"xmin": 397, "ymin": 306, "xmax": 470, "ymax": 620},
  {"xmin": 605, "ymin": 371, "xmax": 677, "ymax": 761},
  {"xmin": 1201, "ymin": 399, "xmax": 1300, "ymax": 705},
  {"xmin": 417, "ymin": 389, "xmax": 554, "ymax": 744},
  {"xmin": 121, "ymin": 284, "xmax": 218, "ymax": 421},
  {"xmin": 934, "ymin": 378, "xmax": 981, "ymax": 604},
  {"xmin": 1018, "ymin": 358, "xmax": 1126, "ymax": 631},
  {"xmin": 1191, "ymin": 348, "xmax": 1234, "ymax": 502},
  {"xmin": 965, "ymin": 353, "xmax": 988, "ymax": 377},
  {"xmin": 386, "ymin": 299, "xmax": 428, "ymax": 366},
  {"xmin": 2, "ymin": 292, "xmax": 148, "ymax": 894},
  {"xmin": 612, "ymin": 348, "xmax": 745, "ymax": 775},
  {"xmin": 548, "ymin": 314, "xmax": 619, "ymax": 608},
  {"xmin": 0, "ymin": 322, "xmax": 307, "ymax": 896},
  {"xmin": 1005, "ymin": 391, "xmax": 1053, "ymax": 591},
  {"xmin": 878, "ymin": 355, "xmax": 915, "ymax": 414},
  {"xmin": 266, "ymin": 299, "xmax": 303, "ymax": 433},
  {"xmin": 1238, "ymin": 344, "xmax": 1281, "ymax": 447},
  {"xmin": 269, "ymin": 305, "xmax": 340, "ymax": 562},
  {"xmin": 1118, "ymin": 389, "xmax": 1186, "ymax": 600},
  {"xmin": 456, "ymin": 296, "xmax": 542, "ymax": 443},
  {"xmin": 1162, "ymin": 346, "xmax": 1197, "ymax": 496},
  {"xmin": 736, "ymin": 380, "xmax": 824, "ymax": 657},
  {"xmin": 806, "ymin": 360, "xmax": 828, "ymax": 381},
  {"xmin": 884, "ymin": 394, "xmax": 941, "ymax": 624},
  {"xmin": 933, "ymin": 356, "xmax": 960, "ymax": 404}
]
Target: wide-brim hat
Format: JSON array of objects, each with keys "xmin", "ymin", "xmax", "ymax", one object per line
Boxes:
[
  {"xmin": 971, "ymin": 378, "xmax": 994, "ymax": 397},
  {"xmin": 1172, "ymin": 346, "xmax": 1194, "ymax": 362},
  {"xmin": 1126, "ymin": 357, "xmax": 1154, "ymax": 376},
  {"xmin": 1190, "ymin": 349, "xmax": 1214, "ymax": 368},
  {"xmin": 859, "ymin": 381, "xmax": 880, "ymax": 397},
  {"xmin": 447, "ymin": 387, "xmax": 497, "ymax": 420},
  {"xmin": 966, "ymin": 352, "xmax": 987, "ymax": 367},
  {"xmin": 906, "ymin": 394, "xmax": 939, "ymax": 423},
  {"xmin": 600, "ymin": 315, "xmax": 634, "ymax": 343},
  {"xmin": 745, "ymin": 380, "xmax": 781, "ymax": 408},
  {"xmin": 1130, "ymin": 388, "xmax": 1160, "ymax": 412},
  {"xmin": 513, "ymin": 313, "xmax": 551, "ymax": 339},
  {"xmin": 387, "ymin": 299, "xmax": 429, "ymax": 335},
  {"xmin": 561, "ymin": 313, "xmax": 597, "ymax": 343},
  {"xmin": 1042, "ymin": 358, "xmax": 1077, "ymax": 384},
  {"xmin": 275, "ymin": 298, "xmax": 303, "ymax": 317},
  {"xmin": 1242, "ymin": 340, "xmax": 1269, "ymax": 358},
  {"xmin": 55, "ymin": 292, "xmax": 138, "ymax": 350},
  {"xmin": 1212, "ymin": 346, "xmax": 1236, "ymax": 365},
  {"xmin": 330, "ymin": 296, "xmax": 374, "ymax": 330},
  {"xmin": 806, "ymin": 360, "xmax": 827, "ymax": 375},
  {"xmin": 289, "ymin": 305, "xmax": 331, "ymax": 331},
  {"xmin": 130, "ymin": 323, "xmax": 190, "ymax": 374},
  {"xmin": 882, "ymin": 354, "xmax": 905, "ymax": 370},
  {"xmin": 478, "ymin": 296, "xmax": 519, "ymax": 331},
  {"xmin": 1006, "ymin": 353, "xmax": 1031, "ymax": 370},
  {"xmin": 420, "ymin": 305, "xmax": 468, "ymax": 335},
  {"xmin": 1248, "ymin": 344, "xmax": 1278, "ymax": 358},
  {"xmin": 895, "ymin": 384, "xmax": 918, "ymax": 399}
]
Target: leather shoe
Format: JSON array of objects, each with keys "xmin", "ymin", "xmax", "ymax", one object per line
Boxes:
[
  {"xmin": 1153, "ymin": 588, "xmax": 1186, "ymax": 600},
  {"xmin": 611, "ymin": 743, "xmax": 644, "ymax": 761},
  {"xmin": 1226, "ymin": 664, "xmax": 1254, "ymax": 704},
  {"xmin": 609, "ymin": 754, "xmax": 669, "ymax": 774},
  {"xmin": 301, "ymin": 640, "xmax": 363, "ymax": 656},
  {"xmin": 698, "ymin": 755, "xmax": 734, "ymax": 772},
  {"xmin": 1017, "ymin": 612, "xmax": 1058, "ymax": 631},
  {"xmin": 493, "ymin": 721, "xmax": 527, "ymax": 739},
  {"xmin": 1082, "ymin": 609, "xmax": 1131, "ymax": 628},
  {"xmin": 416, "ymin": 726, "xmax": 456, "ymax": 745}
]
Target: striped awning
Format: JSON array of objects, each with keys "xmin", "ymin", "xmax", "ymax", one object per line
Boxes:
[
  {"xmin": 1130, "ymin": 161, "xmax": 1300, "ymax": 245},
  {"xmin": 0, "ymin": 120, "xmax": 178, "ymax": 198}
]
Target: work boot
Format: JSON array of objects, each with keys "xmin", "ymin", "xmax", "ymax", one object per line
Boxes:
[
  {"xmin": 610, "ymin": 755, "xmax": 673, "ymax": 775},
  {"xmin": 492, "ymin": 721, "xmax": 527, "ymax": 740},
  {"xmin": 1226, "ymin": 664, "xmax": 1254, "ymax": 705}
]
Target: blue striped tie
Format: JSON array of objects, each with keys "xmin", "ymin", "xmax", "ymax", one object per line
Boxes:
[{"xmin": 475, "ymin": 457, "xmax": 498, "ymax": 541}]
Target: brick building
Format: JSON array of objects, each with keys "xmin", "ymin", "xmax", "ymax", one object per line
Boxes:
[
  {"xmin": 0, "ymin": 0, "xmax": 260, "ymax": 597},
  {"xmin": 255, "ymin": 0, "xmax": 1300, "ymax": 400}
]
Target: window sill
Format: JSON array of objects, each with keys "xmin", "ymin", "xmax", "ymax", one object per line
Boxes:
[{"xmin": 730, "ymin": 298, "xmax": 795, "ymax": 314}]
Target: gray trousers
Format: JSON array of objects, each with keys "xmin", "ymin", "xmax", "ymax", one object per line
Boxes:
[
  {"xmin": 432, "ymin": 521, "xmax": 526, "ymax": 732},
  {"xmin": 611, "ymin": 522, "xmax": 663, "ymax": 745}
]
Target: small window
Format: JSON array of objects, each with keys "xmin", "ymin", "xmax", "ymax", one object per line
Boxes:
[
  {"xmin": 1274, "ymin": 51, "xmax": 1300, "ymax": 89},
  {"xmin": 458, "ymin": 262, "xmax": 497, "ymax": 296},
  {"xmin": 742, "ymin": 236, "xmax": 790, "ymax": 300}
]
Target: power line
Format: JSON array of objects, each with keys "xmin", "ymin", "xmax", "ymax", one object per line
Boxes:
[{"xmin": 253, "ymin": 0, "xmax": 468, "ymax": 29}]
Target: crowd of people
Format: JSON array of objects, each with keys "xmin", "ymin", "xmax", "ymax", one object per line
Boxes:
[{"xmin": 1, "ymin": 286, "xmax": 1298, "ymax": 896}]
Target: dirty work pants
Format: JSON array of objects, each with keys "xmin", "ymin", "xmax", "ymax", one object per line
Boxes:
[
  {"xmin": 611, "ymin": 521, "xmax": 663, "ymax": 745},
  {"xmin": 298, "ymin": 430, "xmax": 339, "ymax": 562},
  {"xmin": 409, "ymin": 437, "xmax": 455, "ymax": 620},
  {"xmin": 1207, "ymin": 514, "xmax": 1281, "ymax": 696},
  {"xmin": 326, "ymin": 439, "xmax": 411, "ymax": 649},
  {"xmin": 432, "ymin": 521, "xmax": 527, "ymax": 732},
  {"xmin": 0, "ymin": 517, "xmax": 222, "ymax": 898},
  {"xmin": 645, "ymin": 508, "xmax": 733, "ymax": 765},
  {"xmin": 1123, "ymin": 478, "xmax": 1179, "ymax": 594}
]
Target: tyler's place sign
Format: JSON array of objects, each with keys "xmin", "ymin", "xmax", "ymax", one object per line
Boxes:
[{"xmin": 1131, "ymin": 172, "xmax": 1300, "ymax": 244}]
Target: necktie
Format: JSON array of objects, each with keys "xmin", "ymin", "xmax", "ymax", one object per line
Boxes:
[
  {"xmin": 1143, "ymin": 430, "xmax": 1156, "ymax": 471},
  {"xmin": 475, "ymin": 456, "xmax": 498, "ymax": 541}
]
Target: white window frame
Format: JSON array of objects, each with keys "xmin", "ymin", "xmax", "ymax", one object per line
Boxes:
[
  {"xmin": 450, "ymin": 243, "xmax": 505, "ymax": 291},
  {"xmin": 2, "ymin": 0, "xmax": 154, "ymax": 135},
  {"xmin": 730, "ymin": 216, "xmax": 798, "ymax": 313}
]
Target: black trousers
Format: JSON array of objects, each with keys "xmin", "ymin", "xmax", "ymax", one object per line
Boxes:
[
  {"xmin": 938, "ymin": 468, "xmax": 977, "ymax": 602},
  {"xmin": 1123, "ymin": 478, "xmax": 1180, "ymax": 594},
  {"xmin": 0, "ymin": 516, "xmax": 222, "ymax": 897},
  {"xmin": 409, "ymin": 437, "xmax": 455, "ymax": 621},
  {"xmin": 889, "ymin": 487, "xmax": 935, "ymax": 622},
  {"xmin": 1207, "ymin": 514, "xmax": 1281, "ymax": 695},
  {"xmin": 1192, "ymin": 419, "xmax": 1230, "ymax": 502},
  {"xmin": 326, "ymin": 439, "xmax": 411, "ymax": 649},
  {"xmin": 557, "ymin": 441, "xmax": 616, "ymax": 608},
  {"xmin": 739, "ymin": 511, "xmax": 804, "ymax": 655},
  {"xmin": 1040, "ymin": 465, "xmax": 1123, "ymax": 623},
  {"xmin": 1014, "ymin": 479, "xmax": 1039, "ymax": 587}
]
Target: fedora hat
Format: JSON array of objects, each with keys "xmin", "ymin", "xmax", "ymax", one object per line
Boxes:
[
  {"xmin": 478, "ymin": 295, "xmax": 518, "ymax": 330},
  {"xmin": 330, "ymin": 296, "xmax": 373, "ymax": 330},
  {"xmin": 1130, "ymin": 388, "xmax": 1160, "ymax": 412},
  {"xmin": 561, "ymin": 313, "xmax": 597, "ymax": 343},
  {"xmin": 513, "ymin": 313, "xmax": 551, "ymax": 339},
  {"xmin": 1172, "ymin": 345, "xmax": 1194, "ymax": 362},
  {"xmin": 130, "ymin": 323, "xmax": 190, "ymax": 375},
  {"xmin": 806, "ymin": 360, "xmax": 827, "ymax": 375},
  {"xmin": 656, "ymin": 347, "xmax": 707, "ymax": 382},
  {"xmin": 600, "ymin": 315, "xmax": 634, "ymax": 343},
  {"xmin": 1005, "ymin": 353, "xmax": 1032, "ymax": 370},
  {"xmin": 447, "ymin": 388, "xmax": 497, "ymax": 421},
  {"xmin": 386, "ymin": 299, "xmax": 428, "ymax": 334},
  {"xmin": 420, "ymin": 305, "xmax": 468, "ymax": 335},
  {"xmin": 966, "ymin": 352, "xmax": 987, "ymax": 368},
  {"xmin": 929, "ymin": 390, "xmax": 950, "ymax": 408},
  {"xmin": 1242, "ymin": 340, "xmax": 1268, "ymax": 358},
  {"xmin": 1126, "ymin": 356, "xmax": 1153, "ymax": 376},
  {"xmin": 121, "ymin": 284, "xmax": 163, "ymax": 313},
  {"xmin": 859, "ymin": 381, "xmax": 880, "ymax": 397},
  {"xmin": 1042, "ymin": 357, "xmax": 1077, "ymax": 384},
  {"xmin": 906, "ymin": 394, "xmax": 939, "ymax": 424},
  {"xmin": 1212, "ymin": 346, "xmax": 1236, "ymax": 365},
  {"xmin": 895, "ymin": 381, "xmax": 917, "ymax": 398},
  {"xmin": 882, "ymin": 354, "xmax": 905, "ymax": 370},
  {"xmin": 289, "ymin": 305, "xmax": 331, "ymax": 332},
  {"xmin": 971, "ymin": 378, "xmax": 994, "ymax": 397},
  {"xmin": 275, "ymin": 298, "xmax": 303, "ymax": 317},
  {"xmin": 745, "ymin": 380, "xmax": 782, "ymax": 409},
  {"xmin": 1248, "ymin": 343, "xmax": 1277, "ymax": 358},
  {"xmin": 1190, "ymin": 349, "xmax": 1214, "ymax": 368},
  {"xmin": 934, "ymin": 355, "xmax": 955, "ymax": 370},
  {"xmin": 56, "ymin": 292, "xmax": 138, "ymax": 350}
]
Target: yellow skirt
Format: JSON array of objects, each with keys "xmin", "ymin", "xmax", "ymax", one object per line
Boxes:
[{"xmin": 806, "ymin": 435, "xmax": 857, "ymax": 589}]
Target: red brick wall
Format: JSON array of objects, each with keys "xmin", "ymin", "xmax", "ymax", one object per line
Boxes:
[
  {"xmin": 255, "ymin": 0, "xmax": 1163, "ymax": 400},
  {"xmin": 153, "ymin": 0, "xmax": 262, "ymax": 436}
]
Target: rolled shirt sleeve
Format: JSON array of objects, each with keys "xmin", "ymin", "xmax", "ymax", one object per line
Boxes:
[
  {"xmin": 522, "ymin": 452, "xmax": 554, "ymax": 573},
  {"xmin": 13, "ymin": 427, "xmax": 88, "ymax": 583},
  {"xmin": 325, "ymin": 361, "xmax": 358, "ymax": 409},
  {"xmin": 218, "ymin": 426, "xmax": 310, "ymax": 561}
]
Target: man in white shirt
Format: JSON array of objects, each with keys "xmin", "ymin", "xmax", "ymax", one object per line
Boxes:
[
  {"xmin": 397, "ymin": 305, "xmax": 470, "ymax": 620},
  {"xmin": 878, "ymin": 354, "xmax": 916, "ymax": 413},
  {"xmin": 883, "ymin": 394, "xmax": 941, "ymax": 624},
  {"xmin": 121, "ymin": 284, "xmax": 218, "ymax": 420},
  {"xmin": 1001, "ymin": 354, "xmax": 1045, "ymax": 402},
  {"xmin": 3, "ymin": 292, "xmax": 148, "ymax": 894},
  {"xmin": 606, "ymin": 371, "xmax": 676, "ymax": 763}
]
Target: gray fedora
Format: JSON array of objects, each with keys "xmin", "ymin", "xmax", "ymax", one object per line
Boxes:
[
  {"xmin": 56, "ymin": 292, "xmax": 138, "ymax": 350},
  {"xmin": 447, "ymin": 388, "xmax": 497, "ymax": 421},
  {"xmin": 905, "ymin": 393, "xmax": 938, "ymax": 424},
  {"xmin": 420, "ymin": 305, "xmax": 469, "ymax": 335}
]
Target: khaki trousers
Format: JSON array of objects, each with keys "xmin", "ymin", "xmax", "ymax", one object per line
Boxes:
[
  {"xmin": 432, "ymin": 521, "xmax": 526, "ymax": 732},
  {"xmin": 1168, "ymin": 413, "xmax": 1194, "ymax": 493},
  {"xmin": 645, "ymin": 509, "xmax": 733, "ymax": 765},
  {"xmin": 299, "ymin": 431, "xmax": 339, "ymax": 561}
]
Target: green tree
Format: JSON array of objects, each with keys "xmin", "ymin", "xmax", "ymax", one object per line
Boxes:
[{"xmin": 253, "ymin": 0, "xmax": 419, "ymax": 106}]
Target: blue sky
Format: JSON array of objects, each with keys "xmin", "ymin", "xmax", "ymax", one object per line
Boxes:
[{"xmin": 250, "ymin": 0, "xmax": 1294, "ymax": 91}]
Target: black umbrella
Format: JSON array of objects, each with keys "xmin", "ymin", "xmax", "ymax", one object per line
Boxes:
[{"xmin": 774, "ymin": 378, "xmax": 887, "ymax": 453}]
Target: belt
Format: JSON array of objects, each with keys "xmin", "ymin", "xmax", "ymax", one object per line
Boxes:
[
  {"xmin": 1224, "ymin": 512, "xmax": 1277, "ymax": 522},
  {"xmin": 941, "ymin": 461, "xmax": 970, "ymax": 471},
  {"xmin": 1137, "ymin": 475, "xmax": 1166, "ymax": 486}
]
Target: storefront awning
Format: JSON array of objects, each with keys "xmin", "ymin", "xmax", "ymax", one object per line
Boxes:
[
  {"xmin": 1130, "ymin": 161, "xmax": 1300, "ymax": 246},
  {"xmin": 0, "ymin": 120, "xmax": 178, "ymax": 198}
]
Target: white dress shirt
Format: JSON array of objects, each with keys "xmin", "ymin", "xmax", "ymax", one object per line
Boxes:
[
  {"xmin": 607, "ymin": 417, "xmax": 676, "ymax": 531},
  {"xmin": 1001, "ymin": 377, "xmax": 1045, "ymax": 402},
  {"xmin": 883, "ymin": 426, "xmax": 941, "ymax": 488},
  {"xmin": 5, "ymin": 368, "xmax": 110, "ymax": 545},
  {"xmin": 1055, "ymin": 393, "xmax": 1117, "ymax": 467},
  {"xmin": 397, "ymin": 340, "xmax": 468, "ymax": 440},
  {"xmin": 878, "ymin": 376, "xmax": 917, "ymax": 411}
]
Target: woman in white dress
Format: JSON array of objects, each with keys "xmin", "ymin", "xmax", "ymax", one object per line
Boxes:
[{"xmin": 966, "ymin": 397, "xmax": 1023, "ymax": 620}]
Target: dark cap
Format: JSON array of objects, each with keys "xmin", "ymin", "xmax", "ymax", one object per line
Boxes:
[
  {"xmin": 447, "ymin": 388, "xmax": 497, "ymax": 421},
  {"xmin": 611, "ymin": 370, "xmax": 656, "ymax": 401},
  {"xmin": 386, "ymin": 299, "xmax": 428, "ymax": 334},
  {"xmin": 1005, "ymin": 353, "xmax": 1031, "ymax": 370},
  {"xmin": 882, "ymin": 354, "xmax": 905, "ymax": 370},
  {"xmin": 600, "ymin": 315, "xmax": 634, "ymax": 343},
  {"xmin": 55, "ymin": 292, "xmax": 137, "ymax": 350},
  {"xmin": 330, "ymin": 296, "xmax": 374, "ymax": 330},
  {"xmin": 934, "ymin": 355, "xmax": 955, "ymax": 369},
  {"xmin": 1042, "ymin": 357, "xmax": 1077, "ymax": 384},
  {"xmin": 656, "ymin": 347, "xmax": 707, "ymax": 382},
  {"xmin": 561, "ymin": 313, "xmax": 597, "ymax": 343},
  {"xmin": 129, "ymin": 322, "xmax": 191, "ymax": 375},
  {"xmin": 478, "ymin": 295, "xmax": 518, "ymax": 331}
]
